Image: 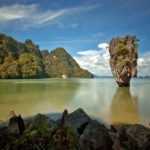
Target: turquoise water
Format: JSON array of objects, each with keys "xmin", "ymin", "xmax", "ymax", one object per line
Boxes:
[{"xmin": 0, "ymin": 78, "xmax": 150, "ymax": 125}]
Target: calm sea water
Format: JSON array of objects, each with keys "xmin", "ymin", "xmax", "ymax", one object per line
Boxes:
[{"xmin": 0, "ymin": 78, "xmax": 150, "ymax": 125}]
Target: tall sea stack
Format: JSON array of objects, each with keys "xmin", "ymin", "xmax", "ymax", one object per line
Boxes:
[{"xmin": 109, "ymin": 36, "xmax": 138, "ymax": 87}]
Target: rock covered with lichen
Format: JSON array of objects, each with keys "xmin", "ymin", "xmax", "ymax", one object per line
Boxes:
[{"xmin": 109, "ymin": 35, "xmax": 138, "ymax": 86}]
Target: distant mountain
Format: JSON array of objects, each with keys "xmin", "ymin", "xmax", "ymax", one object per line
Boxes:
[
  {"xmin": 137, "ymin": 76, "xmax": 150, "ymax": 79},
  {"xmin": 0, "ymin": 33, "xmax": 93, "ymax": 79},
  {"xmin": 94, "ymin": 75, "xmax": 113, "ymax": 78}
]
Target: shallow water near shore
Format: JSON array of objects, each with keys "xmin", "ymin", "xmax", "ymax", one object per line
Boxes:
[{"xmin": 0, "ymin": 78, "xmax": 150, "ymax": 125}]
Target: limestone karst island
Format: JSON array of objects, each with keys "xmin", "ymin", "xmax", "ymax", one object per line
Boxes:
[
  {"xmin": 0, "ymin": 34, "xmax": 93, "ymax": 79},
  {"xmin": 109, "ymin": 36, "xmax": 138, "ymax": 87},
  {"xmin": 0, "ymin": 0, "xmax": 150, "ymax": 150}
]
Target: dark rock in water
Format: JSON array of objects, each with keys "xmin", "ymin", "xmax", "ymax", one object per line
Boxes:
[
  {"xmin": 109, "ymin": 35, "xmax": 138, "ymax": 87},
  {"xmin": 0, "ymin": 127, "xmax": 15, "ymax": 150},
  {"xmin": 2, "ymin": 108, "xmax": 150, "ymax": 150},
  {"xmin": 28, "ymin": 113, "xmax": 58, "ymax": 137},
  {"xmin": 30, "ymin": 114, "xmax": 50, "ymax": 129},
  {"xmin": 51, "ymin": 126, "xmax": 78, "ymax": 150},
  {"xmin": 8, "ymin": 115, "xmax": 25, "ymax": 135},
  {"xmin": 61, "ymin": 108, "xmax": 91, "ymax": 135},
  {"xmin": 111, "ymin": 124, "xmax": 150, "ymax": 150},
  {"xmin": 49, "ymin": 109, "xmax": 78, "ymax": 150},
  {"xmin": 17, "ymin": 115, "xmax": 25, "ymax": 135},
  {"xmin": 125, "ymin": 124, "xmax": 150, "ymax": 149},
  {"xmin": 111, "ymin": 125, "xmax": 138, "ymax": 150},
  {"xmin": 60, "ymin": 109, "xmax": 68, "ymax": 127},
  {"xmin": 0, "ymin": 126, "xmax": 9, "ymax": 135},
  {"xmin": 8, "ymin": 116, "xmax": 20, "ymax": 135},
  {"xmin": 79, "ymin": 120, "xmax": 113, "ymax": 150}
]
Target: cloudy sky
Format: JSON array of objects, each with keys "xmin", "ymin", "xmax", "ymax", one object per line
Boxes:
[{"xmin": 0, "ymin": 0, "xmax": 150, "ymax": 76}]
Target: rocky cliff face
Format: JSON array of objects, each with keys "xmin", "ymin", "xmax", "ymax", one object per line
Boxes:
[
  {"xmin": 0, "ymin": 33, "xmax": 44, "ymax": 79},
  {"xmin": 0, "ymin": 33, "xmax": 93, "ymax": 79},
  {"xmin": 109, "ymin": 36, "xmax": 138, "ymax": 86},
  {"xmin": 42, "ymin": 48, "xmax": 93, "ymax": 78}
]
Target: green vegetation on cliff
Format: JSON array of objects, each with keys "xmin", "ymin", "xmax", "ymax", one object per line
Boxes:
[
  {"xmin": 0, "ymin": 33, "xmax": 93, "ymax": 79},
  {"xmin": 42, "ymin": 48, "xmax": 92, "ymax": 78},
  {"xmin": 109, "ymin": 35, "xmax": 138, "ymax": 86},
  {"xmin": 18, "ymin": 53, "xmax": 44, "ymax": 78}
]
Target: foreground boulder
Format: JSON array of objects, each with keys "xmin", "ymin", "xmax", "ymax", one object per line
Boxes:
[
  {"xmin": 1, "ymin": 108, "xmax": 150, "ymax": 150},
  {"xmin": 80, "ymin": 120, "xmax": 113, "ymax": 150},
  {"xmin": 8, "ymin": 112, "xmax": 25, "ymax": 135},
  {"xmin": 111, "ymin": 124, "xmax": 150, "ymax": 150},
  {"xmin": 58, "ymin": 108, "xmax": 91, "ymax": 135},
  {"xmin": 109, "ymin": 35, "xmax": 138, "ymax": 86}
]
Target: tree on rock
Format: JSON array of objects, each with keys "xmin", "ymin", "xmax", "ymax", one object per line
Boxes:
[{"xmin": 0, "ymin": 55, "xmax": 20, "ymax": 79}]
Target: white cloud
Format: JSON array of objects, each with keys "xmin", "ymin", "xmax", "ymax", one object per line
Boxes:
[
  {"xmin": 0, "ymin": 4, "xmax": 66, "ymax": 28},
  {"xmin": 77, "ymin": 50, "xmax": 100, "ymax": 56},
  {"xmin": 0, "ymin": 3, "xmax": 99, "ymax": 28},
  {"xmin": 34, "ymin": 10, "xmax": 66, "ymax": 25},
  {"xmin": 98, "ymin": 43, "xmax": 109, "ymax": 49},
  {"xmin": 0, "ymin": 4, "xmax": 36, "ymax": 21},
  {"xmin": 138, "ymin": 52, "xmax": 150, "ymax": 76},
  {"xmin": 75, "ymin": 42, "xmax": 111, "ymax": 76},
  {"xmin": 0, "ymin": 4, "xmax": 38, "ymax": 22}
]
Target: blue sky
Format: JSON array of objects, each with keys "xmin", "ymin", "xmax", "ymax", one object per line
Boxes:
[{"xmin": 0, "ymin": 0, "xmax": 150, "ymax": 76}]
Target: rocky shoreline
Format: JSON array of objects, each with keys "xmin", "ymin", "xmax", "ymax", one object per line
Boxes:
[{"xmin": 0, "ymin": 108, "xmax": 150, "ymax": 150}]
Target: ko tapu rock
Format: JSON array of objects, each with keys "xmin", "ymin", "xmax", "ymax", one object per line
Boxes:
[{"xmin": 109, "ymin": 35, "xmax": 138, "ymax": 87}]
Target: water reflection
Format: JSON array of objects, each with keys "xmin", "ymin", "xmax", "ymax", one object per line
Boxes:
[
  {"xmin": 0, "ymin": 79, "xmax": 149, "ymax": 124},
  {"xmin": 110, "ymin": 87, "xmax": 140, "ymax": 124},
  {"xmin": 68, "ymin": 79, "xmax": 117, "ymax": 123},
  {"xmin": 0, "ymin": 79, "xmax": 80, "ymax": 120}
]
